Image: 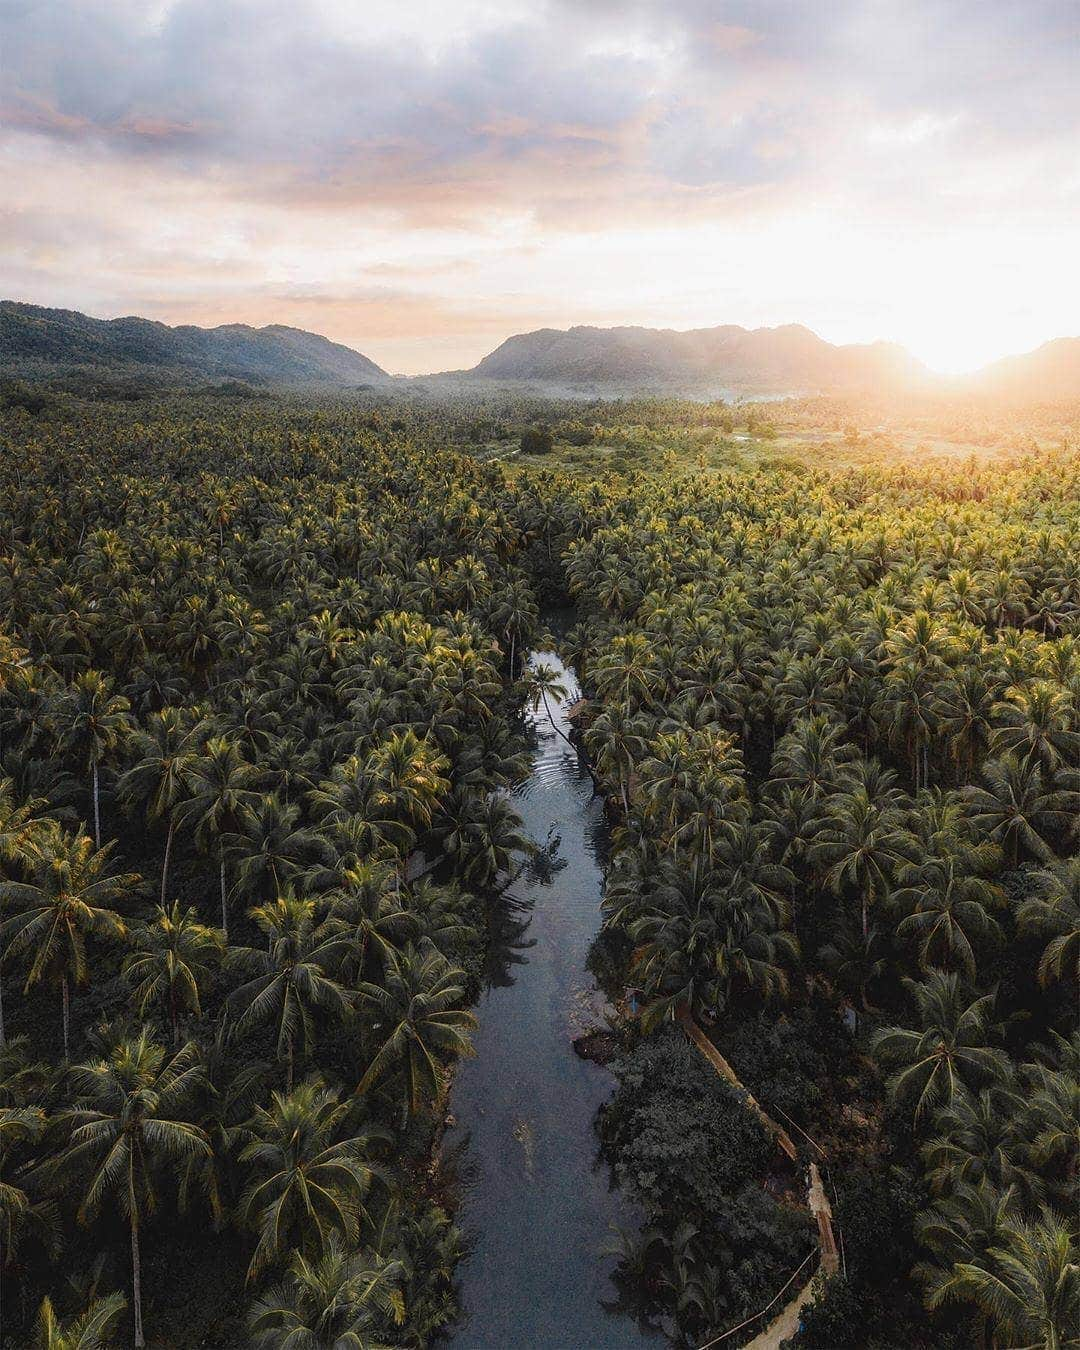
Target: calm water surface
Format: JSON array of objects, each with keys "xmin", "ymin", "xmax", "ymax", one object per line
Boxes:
[{"xmin": 443, "ymin": 652, "xmax": 662, "ymax": 1349}]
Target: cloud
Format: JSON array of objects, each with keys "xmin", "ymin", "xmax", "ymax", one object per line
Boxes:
[{"xmin": 1, "ymin": 0, "xmax": 1077, "ymax": 371}]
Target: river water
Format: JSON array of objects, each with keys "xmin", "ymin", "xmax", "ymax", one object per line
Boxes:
[{"xmin": 443, "ymin": 651, "xmax": 662, "ymax": 1349}]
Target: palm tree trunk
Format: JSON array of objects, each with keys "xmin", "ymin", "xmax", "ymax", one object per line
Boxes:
[
  {"xmin": 287, "ymin": 1035, "xmax": 294, "ymax": 1092},
  {"xmin": 509, "ymin": 630, "xmax": 516, "ymax": 677},
  {"xmin": 131, "ymin": 1210, "xmax": 144, "ymax": 1347},
  {"xmin": 160, "ymin": 816, "xmax": 175, "ymax": 906},
  {"xmin": 92, "ymin": 759, "xmax": 101, "ymax": 848},
  {"xmin": 220, "ymin": 854, "xmax": 228, "ymax": 937},
  {"xmin": 61, "ymin": 974, "xmax": 70, "ymax": 1058}
]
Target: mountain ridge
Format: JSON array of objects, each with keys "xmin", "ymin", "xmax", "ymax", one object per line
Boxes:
[
  {"xmin": 469, "ymin": 321, "xmax": 930, "ymax": 394},
  {"xmin": 0, "ymin": 301, "xmax": 388, "ymax": 385},
  {"xmin": 3, "ymin": 301, "xmax": 1077, "ymax": 400}
]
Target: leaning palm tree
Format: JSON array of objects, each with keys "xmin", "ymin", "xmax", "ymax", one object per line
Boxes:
[
  {"xmin": 123, "ymin": 902, "xmax": 225, "ymax": 1045},
  {"xmin": 1, "ymin": 824, "xmax": 132, "ymax": 1057},
  {"xmin": 227, "ymin": 889, "xmax": 351, "ymax": 1090},
  {"xmin": 872, "ymin": 970, "xmax": 1010, "ymax": 1123},
  {"xmin": 173, "ymin": 736, "xmax": 259, "ymax": 935},
  {"xmin": 247, "ymin": 1233, "xmax": 406, "ymax": 1349},
  {"xmin": 355, "ymin": 939, "xmax": 476, "ymax": 1126},
  {"xmin": 32, "ymin": 1291, "xmax": 126, "ymax": 1350},
  {"xmin": 50, "ymin": 1029, "xmax": 210, "ymax": 1348},
  {"xmin": 238, "ymin": 1079, "xmax": 388, "ymax": 1281}
]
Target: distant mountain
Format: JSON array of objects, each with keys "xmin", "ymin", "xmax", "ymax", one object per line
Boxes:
[
  {"xmin": 0, "ymin": 302, "xmax": 388, "ymax": 385},
  {"xmin": 969, "ymin": 337, "xmax": 1080, "ymax": 402},
  {"xmin": 467, "ymin": 323, "xmax": 931, "ymax": 394}
]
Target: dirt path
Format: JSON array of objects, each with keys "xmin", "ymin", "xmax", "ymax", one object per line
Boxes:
[{"xmin": 676, "ymin": 1006, "xmax": 838, "ymax": 1349}]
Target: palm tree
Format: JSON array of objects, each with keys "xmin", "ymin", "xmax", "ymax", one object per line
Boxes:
[
  {"xmin": 1, "ymin": 1103, "xmax": 52, "ymax": 1332},
  {"xmin": 952, "ymin": 1211, "xmax": 1079, "ymax": 1350},
  {"xmin": 914, "ymin": 1177, "xmax": 1017, "ymax": 1323},
  {"xmin": 248, "ymin": 1234, "xmax": 406, "ymax": 1349},
  {"xmin": 991, "ymin": 681, "xmax": 1079, "ymax": 774},
  {"xmin": 431, "ymin": 787, "xmax": 530, "ymax": 890},
  {"xmin": 0, "ymin": 778, "xmax": 47, "ymax": 1046},
  {"xmin": 962, "ymin": 755, "xmax": 1073, "ymax": 865},
  {"xmin": 238, "ymin": 1079, "xmax": 388, "ymax": 1280},
  {"xmin": 233, "ymin": 792, "xmax": 331, "ymax": 902},
  {"xmin": 173, "ymin": 736, "xmax": 259, "ymax": 935},
  {"xmin": 51, "ymin": 1030, "xmax": 210, "ymax": 1347},
  {"xmin": 118, "ymin": 707, "xmax": 206, "ymax": 904},
  {"xmin": 893, "ymin": 836, "xmax": 1004, "ymax": 980},
  {"xmin": 32, "ymin": 1291, "xmax": 126, "ymax": 1350},
  {"xmin": 1, "ymin": 825, "xmax": 131, "ymax": 1057},
  {"xmin": 526, "ymin": 662, "xmax": 573, "ymax": 749},
  {"xmin": 809, "ymin": 776, "xmax": 912, "ymax": 939},
  {"xmin": 228, "ymin": 889, "xmax": 351, "ymax": 1089},
  {"xmin": 585, "ymin": 704, "xmax": 646, "ymax": 817},
  {"xmin": 323, "ymin": 863, "xmax": 416, "ymax": 978},
  {"xmin": 54, "ymin": 671, "xmax": 133, "ymax": 848},
  {"xmin": 920, "ymin": 1085, "xmax": 1037, "ymax": 1200},
  {"xmin": 123, "ymin": 901, "xmax": 225, "ymax": 1045},
  {"xmin": 369, "ymin": 730, "xmax": 450, "ymax": 834},
  {"xmin": 873, "ymin": 971, "xmax": 1010, "ymax": 1123},
  {"xmin": 355, "ymin": 940, "xmax": 476, "ymax": 1126},
  {"xmin": 1015, "ymin": 857, "xmax": 1080, "ymax": 989}
]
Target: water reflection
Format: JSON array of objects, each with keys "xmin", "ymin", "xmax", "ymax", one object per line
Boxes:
[{"xmin": 442, "ymin": 653, "xmax": 663, "ymax": 1349}]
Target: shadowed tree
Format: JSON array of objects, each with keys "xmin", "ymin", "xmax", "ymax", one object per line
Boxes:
[{"xmin": 51, "ymin": 1030, "xmax": 210, "ymax": 1348}]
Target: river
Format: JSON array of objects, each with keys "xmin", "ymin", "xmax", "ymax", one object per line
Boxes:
[{"xmin": 442, "ymin": 651, "xmax": 663, "ymax": 1349}]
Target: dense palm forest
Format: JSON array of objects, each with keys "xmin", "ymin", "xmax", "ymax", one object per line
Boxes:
[{"xmin": 0, "ymin": 391, "xmax": 1076, "ymax": 1348}]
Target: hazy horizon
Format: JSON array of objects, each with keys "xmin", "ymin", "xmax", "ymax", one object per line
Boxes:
[
  {"xmin": 3, "ymin": 1, "xmax": 1078, "ymax": 375},
  {"xmin": 7, "ymin": 295, "xmax": 1078, "ymax": 381}
]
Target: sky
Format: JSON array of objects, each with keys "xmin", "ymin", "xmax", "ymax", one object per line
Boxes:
[{"xmin": 2, "ymin": 0, "xmax": 1078, "ymax": 376}]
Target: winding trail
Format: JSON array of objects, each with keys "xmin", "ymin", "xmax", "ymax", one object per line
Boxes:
[{"xmin": 675, "ymin": 1003, "xmax": 838, "ymax": 1349}]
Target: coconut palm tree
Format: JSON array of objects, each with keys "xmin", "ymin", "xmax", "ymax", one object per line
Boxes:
[
  {"xmin": 54, "ymin": 671, "xmax": 133, "ymax": 848},
  {"xmin": 893, "ymin": 837, "xmax": 1004, "ymax": 980},
  {"xmin": 952, "ymin": 1211, "xmax": 1079, "ymax": 1350},
  {"xmin": 238, "ymin": 1079, "xmax": 388, "ymax": 1280},
  {"xmin": 0, "ymin": 778, "xmax": 47, "ymax": 1046},
  {"xmin": 355, "ymin": 940, "xmax": 476, "ymax": 1125},
  {"xmin": 1015, "ymin": 857, "xmax": 1080, "ymax": 989},
  {"xmin": 173, "ymin": 736, "xmax": 259, "ymax": 934},
  {"xmin": 247, "ymin": 1234, "xmax": 406, "ymax": 1349},
  {"xmin": 118, "ymin": 707, "xmax": 207, "ymax": 904},
  {"xmin": 809, "ymin": 777, "xmax": 912, "ymax": 939},
  {"xmin": 32, "ymin": 1291, "xmax": 126, "ymax": 1350},
  {"xmin": 873, "ymin": 971, "xmax": 1010, "ymax": 1123},
  {"xmin": 51, "ymin": 1029, "xmax": 210, "ymax": 1347},
  {"xmin": 962, "ymin": 755, "xmax": 1074, "ymax": 865},
  {"xmin": 123, "ymin": 902, "xmax": 225, "ymax": 1045},
  {"xmin": 228, "ymin": 889, "xmax": 351, "ymax": 1090},
  {"xmin": 991, "ymin": 681, "xmax": 1079, "ymax": 774},
  {"xmin": 1, "ymin": 825, "xmax": 132, "ymax": 1057},
  {"xmin": 232, "ymin": 792, "xmax": 331, "ymax": 902}
]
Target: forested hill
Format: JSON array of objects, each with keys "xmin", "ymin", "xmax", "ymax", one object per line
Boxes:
[
  {"xmin": 971, "ymin": 337, "xmax": 1080, "ymax": 402},
  {"xmin": 0, "ymin": 301, "xmax": 389, "ymax": 386},
  {"xmin": 467, "ymin": 322, "xmax": 931, "ymax": 394}
]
